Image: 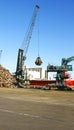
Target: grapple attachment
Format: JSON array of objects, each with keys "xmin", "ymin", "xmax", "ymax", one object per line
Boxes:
[{"xmin": 35, "ymin": 56, "xmax": 43, "ymax": 66}]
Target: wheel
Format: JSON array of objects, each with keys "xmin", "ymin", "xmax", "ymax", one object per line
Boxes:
[{"xmin": 67, "ymin": 87, "xmax": 72, "ymax": 91}]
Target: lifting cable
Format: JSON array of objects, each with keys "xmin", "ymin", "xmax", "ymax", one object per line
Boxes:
[
  {"xmin": 35, "ymin": 15, "xmax": 43, "ymax": 66},
  {"xmin": 37, "ymin": 15, "xmax": 40, "ymax": 57}
]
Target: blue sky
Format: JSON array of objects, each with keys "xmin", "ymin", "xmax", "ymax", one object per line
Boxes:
[{"xmin": 0, "ymin": 0, "xmax": 74, "ymax": 78}]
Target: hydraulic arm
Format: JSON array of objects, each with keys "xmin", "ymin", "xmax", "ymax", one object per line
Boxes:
[
  {"xmin": 47, "ymin": 56, "xmax": 74, "ymax": 90},
  {"xmin": 61, "ymin": 56, "xmax": 74, "ymax": 66}
]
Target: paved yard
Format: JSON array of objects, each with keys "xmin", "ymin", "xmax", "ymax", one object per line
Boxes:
[{"xmin": 0, "ymin": 88, "xmax": 74, "ymax": 130}]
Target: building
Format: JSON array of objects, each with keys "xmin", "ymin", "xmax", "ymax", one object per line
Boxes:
[{"xmin": 24, "ymin": 67, "xmax": 50, "ymax": 80}]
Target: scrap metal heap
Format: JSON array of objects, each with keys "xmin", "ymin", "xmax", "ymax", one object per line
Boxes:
[{"xmin": 0, "ymin": 65, "xmax": 17, "ymax": 88}]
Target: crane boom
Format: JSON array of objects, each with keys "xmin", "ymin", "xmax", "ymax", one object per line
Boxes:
[
  {"xmin": 61, "ymin": 56, "xmax": 74, "ymax": 66},
  {"xmin": 16, "ymin": 5, "xmax": 40, "ymax": 79},
  {"xmin": 21, "ymin": 5, "xmax": 40, "ymax": 56}
]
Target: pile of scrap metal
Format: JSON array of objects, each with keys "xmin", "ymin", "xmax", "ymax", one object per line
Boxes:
[{"xmin": 0, "ymin": 65, "xmax": 17, "ymax": 88}]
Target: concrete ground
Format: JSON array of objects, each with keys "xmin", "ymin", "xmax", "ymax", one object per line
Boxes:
[{"xmin": 0, "ymin": 88, "xmax": 74, "ymax": 130}]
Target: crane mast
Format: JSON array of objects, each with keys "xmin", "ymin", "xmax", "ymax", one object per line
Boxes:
[{"xmin": 16, "ymin": 5, "xmax": 40, "ymax": 79}]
